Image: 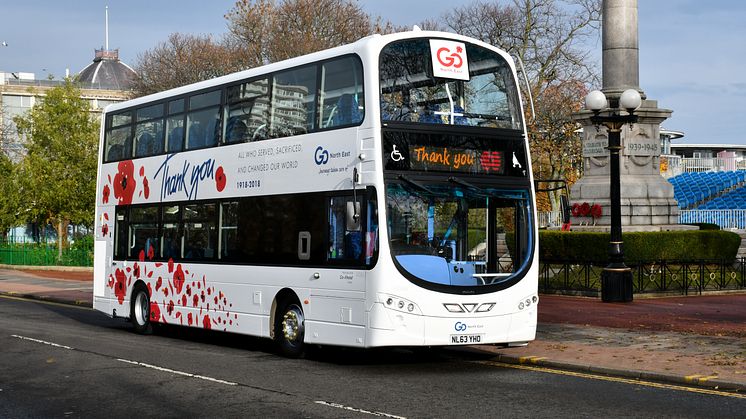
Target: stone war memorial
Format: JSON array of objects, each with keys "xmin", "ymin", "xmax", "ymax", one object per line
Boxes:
[{"xmin": 570, "ymin": 0, "xmax": 690, "ymax": 232}]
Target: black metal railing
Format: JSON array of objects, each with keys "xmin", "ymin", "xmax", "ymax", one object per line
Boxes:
[{"xmin": 539, "ymin": 259, "xmax": 746, "ymax": 296}]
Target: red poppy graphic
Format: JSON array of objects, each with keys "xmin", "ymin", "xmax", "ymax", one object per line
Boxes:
[
  {"xmin": 133, "ymin": 262, "xmax": 141, "ymax": 278},
  {"xmin": 150, "ymin": 302, "xmax": 161, "ymax": 323},
  {"xmin": 155, "ymin": 277, "xmax": 162, "ymax": 291},
  {"xmin": 203, "ymin": 315, "xmax": 212, "ymax": 330},
  {"xmin": 102, "ymin": 184, "xmax": 111, "ymax": 204},
  {"xmin": 167, "ymin": 300, "xmax": 175, "ymax": 316},
  {"xmin": 168, "ymin": 258, "xmax": 175, "ymax": 273},
  {"xmin": 173, "ymin": 264, "xmax": 185, "ymax": 294},
  {"xmin": 113, "ymin": 268, "xmax": 127, "ymax": 304},
  {"xmin": 215, "ymin": 166, "xmax": 226, "ymax": 192},
  {"xmin": 143, "ymin": 177, "xmax": 150, "ymax": 199},
  {"xmin": 147, "ymin": 243, "xmax": 155, "ymax": 260},
  {"xmin": 101, "ymin": 224, "xmax": 109, "ymax": 236},
  {"xmin": 187, "ymin": 312, "xmax": 194, "ymax": 326},
  {"xmin": 113, "ymin": 160, "xmax": 137, "ymax": 205}
]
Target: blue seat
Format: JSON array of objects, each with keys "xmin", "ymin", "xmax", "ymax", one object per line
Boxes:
[
  {"xmin": 418, "ymin": 104, "xmax": 442, "ymax": 124},
  {"xmin": 167, "ymin": 126, "xmax": 183, "ymax": 152},
  {"xmin": 332, "ymin": 94, "xmax": 362, "ymax": 126},
  {"xmin": 135, "ymin": 132, "xmax": 155, "ymax": 157}
]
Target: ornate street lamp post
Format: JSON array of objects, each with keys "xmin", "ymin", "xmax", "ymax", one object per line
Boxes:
[{"xmin": 585, "ymin": 88, "xmax": 642, "ymax": 302}]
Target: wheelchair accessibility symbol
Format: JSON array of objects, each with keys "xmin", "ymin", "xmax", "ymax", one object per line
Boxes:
[{"xmin": 390, "ymin": 145, "xmax": 405, "ymax": 162}]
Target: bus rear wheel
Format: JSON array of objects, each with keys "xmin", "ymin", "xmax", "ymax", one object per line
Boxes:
[
  {"xmin": 275, "ymin": 300, "xmax": 305, "ymax": 358},
  {"xmin": 131, "ymin": 285, "xmax": 153, "ymax": 335}
]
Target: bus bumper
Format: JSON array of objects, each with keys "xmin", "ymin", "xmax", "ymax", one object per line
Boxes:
[{"xmin": 366, "ymin": 302, "xmax": 537, "ymax": 347}]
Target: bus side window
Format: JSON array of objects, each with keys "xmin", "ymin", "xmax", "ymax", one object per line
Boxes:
[
  {"xmin": 166, "ymin": 99, "xmax": 185, "ymax": 153},
  {"xmin": 225, "ymin": 78, "xmax": 269, "ymax": 143},
  {"xmin": 272, "ymin": 65, "xmax": 317, "ymax": 137},
  {"xmin": 105, "ymin": 125, "xmax": 131, "ymax": 162},
  {"xmin": 128, "ymin": 206, "xmax": 159, "ymax": 260},
  {"xmin": 328, "ymin": 196, "xmax": 362, "ymax": 261},
  {"xmin": 161, "ymin": 205, "xmax": 182, "ymax": 259},
  {"xmin": 114, "ymin": 207, "xmax": 128, "ymax": 259},
  {"xmin": 219, "ymin": 202, "xmax": 239, "ymax": 260},
  {"xmin": 183, "ymin": 203, "xmax": 217, "ymax": 261},
  {"xmin": 186, "ymin": 90, "xmax": 221, "ymax": 150},
  {"xmin": 320, "ymin": 56, "xmax": 364, "ymax": 129}
]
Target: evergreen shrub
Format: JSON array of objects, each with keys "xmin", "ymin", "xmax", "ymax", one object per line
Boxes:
[{"xmin": 539, "ymin": 230, "xmax": 741, "ymax": 263}]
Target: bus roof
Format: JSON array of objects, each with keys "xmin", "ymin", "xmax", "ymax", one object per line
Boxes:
[{"xmin": 104, "ymin": 30, "xmax": 515, "ymax": 115}]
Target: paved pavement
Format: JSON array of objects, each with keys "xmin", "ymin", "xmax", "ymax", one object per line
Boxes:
[{"xmin": 0, "ymin": 266, "xmax": 744, "ymax": 392}]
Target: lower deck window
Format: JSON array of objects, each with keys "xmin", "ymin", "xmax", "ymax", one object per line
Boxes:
[{"xmin": 113, "ymin": 189, "xmax": 378, "ymax": 268}]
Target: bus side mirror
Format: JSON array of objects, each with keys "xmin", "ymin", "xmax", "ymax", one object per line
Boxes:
[{"xmin": 346, "ymin": 201, "xmax": 361, "ymax": 231}]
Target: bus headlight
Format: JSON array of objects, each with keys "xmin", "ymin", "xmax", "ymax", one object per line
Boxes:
[
  {"xmin": 518, "ymin": 294, "xmax": 538, "ymax": 311},
  {"xmin": 380, "ymin": 294, "xmax": 421, "ymax": 315}
]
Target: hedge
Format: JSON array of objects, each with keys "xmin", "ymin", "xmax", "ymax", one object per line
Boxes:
[{"xmin": 539, "ymin": 230, "xmax": 742, "ymax": 263}]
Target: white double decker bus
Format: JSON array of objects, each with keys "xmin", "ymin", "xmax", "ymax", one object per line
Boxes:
[{"xmin": 93, "ymin": 30, "xmax": 538, "ymax": 357}]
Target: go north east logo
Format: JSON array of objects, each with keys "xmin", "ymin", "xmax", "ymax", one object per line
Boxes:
[
  {"xmin": 314, "ymin": 146, "xmax": 351, "ymax": 165},
  {"xmin": 314, "ymin": 146, "xmax": 330, "ymax": 165}
]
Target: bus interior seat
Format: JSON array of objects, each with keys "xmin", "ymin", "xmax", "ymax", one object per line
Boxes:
[
  {"xmin": 226, "ymin": 117, "xmax": 248, "ymax": 143},
  {"xmin": 332, "ymin": 94, "xmax": 361, "ymax": 126},
  {"xmin": 167, "ymin": 126, "xmax": 184, "ymax": 152},
  {"xmin": 205, "ymin": 118, "xmax": 220, "ymax": 147},
  {"xmin": 107, "ymin": 144, "xmax": 124, "ymax": 161},
  {"xmin": 187, "ymin": 124, "xmax": 205, "ymax": 149},
  {"xmin": 418, "ymin": 104, "xmax": 442, "ymax": 124},
  {"xmin": 345, "ymin": 231, "xmax": 363, "ymax": 260},
  {"xmin": 136, "ymin": 132, "xmax": 154, "ymax": 157}
]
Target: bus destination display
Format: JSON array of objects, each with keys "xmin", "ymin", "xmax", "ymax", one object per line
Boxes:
[{"xmin": 408, "ymin": 145, "xmax": 504, "ymax": 175}]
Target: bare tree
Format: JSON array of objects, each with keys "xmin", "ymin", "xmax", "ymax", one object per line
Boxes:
[
  {"xmin": 133, "ymin": 1, "xmax": 398, "ymax": 96},
  {"xmin": 442, "ymin": 0, "xmax": 601, "ymax": 211},
  {"xmin": 225, "ymin": 0, "xmax": 395, "ymax": 65},
  {"xmin": 132, "ymin": 33, "xmax": 247, "ymax": 97}
]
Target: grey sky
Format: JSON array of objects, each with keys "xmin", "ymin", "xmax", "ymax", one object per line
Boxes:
[{"xmin": 1, "ymin": 0, "xmax": 744, "ymax": 144}]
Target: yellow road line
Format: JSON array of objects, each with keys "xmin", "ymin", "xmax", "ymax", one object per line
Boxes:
[
  {"xmin": 0, "ymin": 294, "xmax": 92, "ymax": 310},
  {"xmin": 518, "ymin": 356, "xmax": 547, "ymax": 364},
  {"xmin": 474, "ymin": 360, "xmax": 746, "ymax": 399}
]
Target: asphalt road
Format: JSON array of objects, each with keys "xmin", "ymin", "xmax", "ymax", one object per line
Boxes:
[{"xmin": 1, "ymin": 296, "xmax": 744, "ymax": 418}]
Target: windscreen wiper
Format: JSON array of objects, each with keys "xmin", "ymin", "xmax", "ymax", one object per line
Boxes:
[
  {"xmin": 448, "ymin": 176, "xmax": 479, "ymax": 190},
  {"xmin": 397, "ymin": 174, "xmax": 433, "ymax": 194}
]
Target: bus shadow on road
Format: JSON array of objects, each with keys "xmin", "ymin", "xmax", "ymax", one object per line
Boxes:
[{"xmin": 34, "ymin": 300, "xmax": 501, "ymax": 367}]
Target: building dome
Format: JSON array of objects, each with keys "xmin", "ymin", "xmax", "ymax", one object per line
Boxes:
[{"xmin": 78, "ymin": 48, "xmax": 136, "ymax": 90}]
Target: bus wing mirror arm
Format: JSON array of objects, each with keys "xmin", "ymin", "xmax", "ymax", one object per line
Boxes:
[{"xmin": 352, "ymin": 168, "xmax": 360, "ymax": 222}]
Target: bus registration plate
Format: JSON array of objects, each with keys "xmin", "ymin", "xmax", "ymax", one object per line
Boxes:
[{"xmin": 450, "ymin": 334, "xmax": 483, "ymax": 344}]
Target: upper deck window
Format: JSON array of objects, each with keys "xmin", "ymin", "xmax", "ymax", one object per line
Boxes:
[
  {"xmin": 102, "ymin": 55, "xmax": 364, "ymax": 164},
  {"xmin": 105, "ymin": 111, "xmax": 133, "ymax": 162},
  {"xmin": 380, "ymin": 38, "xmax": 522, "ymax": 130},
  {"xmin": 134, "ymin": 104, "xmax": 165, "ymax": 158}
]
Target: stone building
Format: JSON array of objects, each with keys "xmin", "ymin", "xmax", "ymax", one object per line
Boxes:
[{"xmin": 0, "ymin": 48, "xmax": 136, "ymax": 160}]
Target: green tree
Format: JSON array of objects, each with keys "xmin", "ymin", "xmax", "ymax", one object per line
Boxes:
[
  {"xmin": 0, "ymin": 153, "xmax": 18, "ymax": 239},
  {"xmin": 13, "ymin": 79, "xmax": 99, "ymax": 259}
]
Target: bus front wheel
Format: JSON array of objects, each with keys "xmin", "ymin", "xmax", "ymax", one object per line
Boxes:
[
  {"xmin": 275, "ymin": 300, "xmax": 305, "ymax": 358},
  {"xmin": 131, "ymin": 285, "xmax": 153, "ymax": 335}
]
